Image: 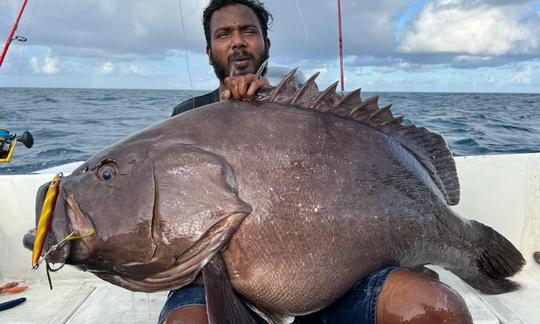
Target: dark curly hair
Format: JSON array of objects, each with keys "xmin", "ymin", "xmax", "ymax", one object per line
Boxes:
[{"xmin": 203, "ymin": 0, "xmax": 273, "ymax": 47}]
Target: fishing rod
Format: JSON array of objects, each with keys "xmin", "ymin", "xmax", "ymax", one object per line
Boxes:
[
  {"xmin": 0, "ymin": 1, "xmax": 34, "ymax": 163},
  {"xmin": 0, "ymin": 0, "xmax": 29, "ymax": 68},
  {"xmin": 337, "ymin": 0, "xmax": 345, "ymax": 94}
]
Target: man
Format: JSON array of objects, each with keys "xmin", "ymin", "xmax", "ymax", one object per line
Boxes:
[
  {"xmin": 171, "ymin": 0, "xmax": 271, "ymax": 117},
  {"xmin": 162, "ymin": 1, "xmax": 473, "ymax": 323}
]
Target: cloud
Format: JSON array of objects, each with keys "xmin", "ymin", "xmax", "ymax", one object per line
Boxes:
[
  {"xmin": 42, "ymin": 56, "xmax": 60, "ymax": 74},
  {"xmin": 267, "ymin": 0, "xmax": 413, "ymax": 61},
  {"xmin": 510, "ymin": 65, "xmax": 532, "ymax": 84},
  {"xmin": 126, "ymin": 64, "xmax": 144, "ymax": 76},
  {"xmin": 100, "ymin": 62, "xmax": 115, "ymax": 75},
  {"xmin": 2, "ymin": 0, "xmax": 540, "ymax": 91},
  {"xmin": 1, "ymin": 0, "xmax": 208, "ymax": 57},
  {"xmin": 1, "ymin": 0, "xmax": 413, "ymax": 60},
  {"xmin": 438, "ymin": 0, "xmax": 537, "ymax": 7},
  {"xmin": 97, "ymin": 0, "xmax": 116, "ymax": 16},
  {"xmin": 30, "ymin": 57, "xmax": 39, "ymax": 73},
  {"xmin": 450, "ymin": 55, "xmax": 505, "ymax": 68},
  {"xmin": 398, "ymin": 1, "xmax": 540, "ymax": 56},
  {"xmin": 3, "ymin": 0, "xmax": 538, "ymax": 66},
  {"xmin": 28, "ymin": 54, "xmax": 60, "ymax": 74}
]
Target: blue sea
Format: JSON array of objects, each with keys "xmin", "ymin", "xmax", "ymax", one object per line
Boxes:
[{"xmin": 1, "ymin": 87, "xmax": 539, "ymax": 174}]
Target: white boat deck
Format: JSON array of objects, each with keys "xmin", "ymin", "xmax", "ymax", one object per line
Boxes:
[{"xmin": 1, "ymin": 153, "xmax": 539, "ymax": 323}]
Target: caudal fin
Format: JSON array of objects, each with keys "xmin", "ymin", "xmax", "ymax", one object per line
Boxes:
[{"xmin": 459, "ymin": 221, "xmax": 525, "ymax": 294}]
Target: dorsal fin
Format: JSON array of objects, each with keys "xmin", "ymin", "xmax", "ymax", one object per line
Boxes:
[{"xmin": 260, "ymin": 70, "xmax": 460, "ymax": 205}]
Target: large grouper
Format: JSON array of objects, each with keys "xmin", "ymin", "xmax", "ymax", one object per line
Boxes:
[{"xmin": 24, "ymin": 70, "xmax": 525, "ymax": 323}]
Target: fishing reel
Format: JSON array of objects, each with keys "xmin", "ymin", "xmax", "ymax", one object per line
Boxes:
[{"xmin": 0, "ymin": 129, "xmax": 33, "ymax": 163}]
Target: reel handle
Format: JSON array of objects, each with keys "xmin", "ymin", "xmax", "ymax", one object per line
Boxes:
[{"xmin": 17, "ymin": 131, "xmax": 33, "ymax": 148}]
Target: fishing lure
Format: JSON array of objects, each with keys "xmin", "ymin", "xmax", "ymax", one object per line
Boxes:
[
  {"xmin": 0, "ymin": 281, "xmax": 28, "ymax": 294},
  {"xmin": 32, "ymin": 173, "xmax": 62, "ymax": 268}
]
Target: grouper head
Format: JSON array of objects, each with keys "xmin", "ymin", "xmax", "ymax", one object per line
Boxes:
[{"xmin": 23, "ymin": 128, "xmax": 252, "ymax": 292}]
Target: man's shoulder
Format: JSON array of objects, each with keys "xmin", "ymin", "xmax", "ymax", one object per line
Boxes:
[{"xmin": 171, "ymin": 89, "xmax": 220, "ymax": 117}]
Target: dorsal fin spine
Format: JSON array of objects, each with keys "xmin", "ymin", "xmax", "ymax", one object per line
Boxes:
[
  {"xmin": 350, "ymin": 96, "xmax": 379, "ymax": 116},
  {"xmin": 370, "ymin": 105, "xmax": 392, "ymax": 119},
  {"xmin": 292, "ymin": 72, "xmax": 320, "ymax": 105},
  {"xmin": 330, "ymin": 88, "xmax": 361, "ymax": 112},
  {"xmin": 309, "ymin": 81, "xmax": 339, "ymax": 111},
  {"xmin": 269, "ymin": 68, "xmax": 298, "ymax": 101},
  {"xmin": 363, "ymin": 105, "xmax": 391, "ymax": 122},
  {"xmin": 381, "ymin": 116, "xmax": 404, "ymax": 127}
]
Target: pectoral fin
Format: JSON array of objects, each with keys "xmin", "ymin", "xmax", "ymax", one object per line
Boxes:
[{"xmin": 203, "ymin": 253, "xmax": 258, "ymax": 324}]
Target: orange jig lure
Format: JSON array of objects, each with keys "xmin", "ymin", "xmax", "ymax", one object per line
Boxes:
[{"xmin": 32, "ymin": 174, "xmax": 62, "ymax": 268}]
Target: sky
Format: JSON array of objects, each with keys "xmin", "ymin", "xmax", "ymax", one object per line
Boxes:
[{"xmin": 0, "ymin": 0, "xmax": 539, "ymax": 93}]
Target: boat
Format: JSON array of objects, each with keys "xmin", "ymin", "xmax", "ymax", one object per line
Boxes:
[{"xmin": 1, "ymin": 152, "xmax": 539, "ymax": 323}]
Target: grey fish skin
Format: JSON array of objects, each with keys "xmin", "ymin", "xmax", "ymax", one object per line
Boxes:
[{"xmin": 24, "ymin": 72, "xmax": 524, "ymax": 320}]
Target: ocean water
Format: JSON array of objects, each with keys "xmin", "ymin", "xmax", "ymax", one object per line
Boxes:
[{"xmin": 0, "ymin": 87, "xmax": 539, "ymax": 174}]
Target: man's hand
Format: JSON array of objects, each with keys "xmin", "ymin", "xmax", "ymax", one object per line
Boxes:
[{"xmin": 220, "ymin": 73, "xmax": 270, "ymax": 101}]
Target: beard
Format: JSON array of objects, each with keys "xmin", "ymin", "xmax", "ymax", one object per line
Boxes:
[{"xmin": 210, "ymin": 47, "xmax": 269, "ymax": 83}]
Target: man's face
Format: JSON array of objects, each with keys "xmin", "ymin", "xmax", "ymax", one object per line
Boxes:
[{"xmin": 207, "ymin": 4, "xmax": 270, "ymax": 82}]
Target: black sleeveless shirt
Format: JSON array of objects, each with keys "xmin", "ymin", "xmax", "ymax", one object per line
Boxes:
[{"xmin": 171, "ymin": 89, "xmax": 220, "ymax": 117}]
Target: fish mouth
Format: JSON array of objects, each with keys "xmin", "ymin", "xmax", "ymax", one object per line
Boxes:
[{"xmin": 23, "ymin": 185, "xmax": 96, "ymax": 267}]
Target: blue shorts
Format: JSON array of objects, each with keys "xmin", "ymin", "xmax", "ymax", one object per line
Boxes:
[{"xmin": 158, "ymin": 266, "xmax": 398, "ymax": 324}]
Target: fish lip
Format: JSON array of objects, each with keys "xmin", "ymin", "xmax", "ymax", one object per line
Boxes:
[{"xmin": 62, "ymin": 189, "xmax": 96, "ymax": 262}]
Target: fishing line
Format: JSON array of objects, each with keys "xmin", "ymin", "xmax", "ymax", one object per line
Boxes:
[
  {"xmin": 14, "ymin": 0, "xmax": 39, "ymax": 87},
  {"xmin": 177, "ymin": 0, "xmax": 195, "ymax": 109},
  {"xmin": 13, "ymin": 51, "xmax": 26, "ymax": 87},
  {"xmin": 41, "ymin": 230, "xmax": 95, "ymax": 290},
  {"xmin": 35, "ymin": 230, "xmax": 96, "ymax": 269},
  {"xmin": 295, "ymin": 0, "xmax": 309, "ymax": 61}
]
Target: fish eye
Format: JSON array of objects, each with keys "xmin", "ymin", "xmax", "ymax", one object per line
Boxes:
[{"xmin": 97, "ymin": 162, "xmax": 117, "ymax": 181}]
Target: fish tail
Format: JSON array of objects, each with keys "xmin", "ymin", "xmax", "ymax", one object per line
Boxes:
[{"xmin": 457, "ymin": 220, "xmax": 525, "ymax": 294}]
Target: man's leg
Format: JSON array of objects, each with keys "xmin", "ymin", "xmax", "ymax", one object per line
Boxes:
[
  {"xmin": 376, "ymin": 269, "xmax": 473, "ymax": 324},
  {"xmin": 159, "ymin": 284, "xmax": 267, "ymax": 324},
  {"xmin": 160, "ymin": 268, "xmax": 473, "ymax": 324},
  {"xmin": 158, "ymin": 285, "xmax": 208, "ymax": 324},
  {"xmin": 163, "ymin": 306, "xmax": 208, "ymax": 324}
]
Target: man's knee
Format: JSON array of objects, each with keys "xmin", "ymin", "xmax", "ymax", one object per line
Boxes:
[
  {"xmin": 162, "ymin": 306, "xmax": 209, "ymax": 324},
  {"xmin": 377, "ymin": 269, "xmax": 473, "ymax": 324}
]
